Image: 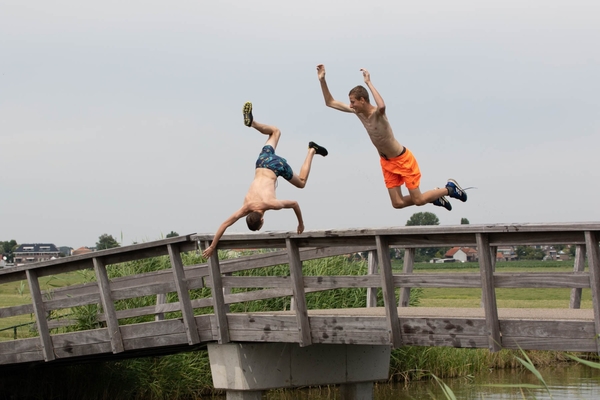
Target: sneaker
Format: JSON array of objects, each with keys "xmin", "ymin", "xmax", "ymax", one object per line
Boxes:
[
  {"xmin": 308, "ymin": 141, "xmax": 328, "ymax": 156},
  {"xmin": 243, "ymin": 101, "xmax": 253, "ymax": 127},
  {"xmin": 432, "ymin": 188, "xmax": 452, "ymax": 211},
  {"xmin": 446, "ymin": 179, "xmax": 467, "ymax": 202}
]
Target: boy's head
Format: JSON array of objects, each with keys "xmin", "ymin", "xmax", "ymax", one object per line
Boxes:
[
  {"xmin": 348, "ymin": 85, "xmax": 370, "ymax": 112},
  {"xmin": 246, "ymin": 211, "xmax": 264, "ymax": 231}
]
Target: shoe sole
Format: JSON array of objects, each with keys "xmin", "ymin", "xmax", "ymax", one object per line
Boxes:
[{"xmin": 243, "ymin": 102, "xmax": 253, "ymax": 127}]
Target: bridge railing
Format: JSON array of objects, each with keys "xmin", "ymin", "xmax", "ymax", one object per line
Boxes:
[
  {"xmin": 195, "ymin": 223, "xmax": 600, "ymax": 352},
  {"xmin": 0, "ymin": 223, "xmax": 599, "ymax": 367}
]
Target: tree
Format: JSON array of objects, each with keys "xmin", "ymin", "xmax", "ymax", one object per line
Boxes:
[
  {"xmin": 406, "ymin": 212, "xmax": 440, "ymax": 227},
  {"xmin": 515, "ymin": 245, "xmax": 545, "ymax": 260},
  {"xmin": 405, "ymin": 212, "xmax": 446, "ymax": 262},
  {"xmin": 166, "ymin": 231, "xmax": 179, "ymax": 238},
  {"xmin": 461, "ymin": 218, "xmax": 470, "ymax": 225},
  {"xmin": 96, "ymin": 234, "xmax": 120, "ymax": 250},
  {"xmin": 0, "ymin": 240, "xmax": 18, "ymax": 263}
]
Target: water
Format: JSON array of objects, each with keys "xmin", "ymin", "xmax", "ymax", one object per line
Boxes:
[{"xmin": 261, "ymin": 364, "xmax": 600, "ymax": 399}]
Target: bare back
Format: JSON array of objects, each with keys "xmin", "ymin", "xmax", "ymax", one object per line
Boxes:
[
  {"xmin": 243, "ymin": 168, "xmax": 278, "ymax": 210},
  {"xmin": 355, "ymin": 108, "xmax": 403, "ymax": 159}
]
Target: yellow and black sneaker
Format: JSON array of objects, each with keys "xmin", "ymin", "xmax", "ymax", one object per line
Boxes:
[{"xmin": 243, "ymin": 101, "xmax": 253, "ymax": 127}]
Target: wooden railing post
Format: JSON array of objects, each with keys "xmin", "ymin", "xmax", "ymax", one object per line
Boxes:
[
  {"xmin": 168, "ymin": 244, "xmax": 200, "ymax": 345},
  {"xmin": 286, "ymin": 238, "xmax": 312, "ymax": 346},
  {"xmin": 93, "ymin": 257, "xmax": 125, "ymax": 354},
  {"xmin": 476, "ymin": 234, "xmax": 501, "ymax": 352},
  {"xmin": 155, "ymin": 293, "xmax": 166, "ymax": 321},
  {"xmin": 570, "ymin": 245, "xmax": 586, "ymax": 309},
  {"xmin": 584, "ymin": 232, "xmax": 600, "ymax": 355},
  {"xmin": 366, "ymin": 250, "xmax": 378, "ymax": 308},
  {"xmin": 203, "ymin": 241, "xmax": 230, "ymax": 344},
  {"xmin": 375, "ymin": 236, "xmax": 402, "ymax": 348},
  {"xmin": 26, "ymin": 269, "xmax": 55, "ymax": 361},
  {"xmin": 399, "ymin": 248, "xmax": 415, "ymax": 307}
]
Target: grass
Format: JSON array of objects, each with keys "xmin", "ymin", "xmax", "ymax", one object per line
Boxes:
[{"xmin": 0, "ymin": 270, "xmax": 94, "ymax": 340}]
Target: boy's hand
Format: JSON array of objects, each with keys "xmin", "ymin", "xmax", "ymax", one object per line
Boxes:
[
  {"xmin": 360, "ymin": 68, "xmax": 371, "ymax": 83},
  {"xmin": 316, "ymin": 64, "xmax": 326, "ymax": 81},
  {"xmin": 202, "ymin": 246, "xmax": 214, "ymax": 258},
  {"xmin": 297, "ymin": 223, "xmax": 305, "ymax": 234}
]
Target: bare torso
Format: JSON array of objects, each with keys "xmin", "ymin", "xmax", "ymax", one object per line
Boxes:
[
  {"xmin": 356, "ymin": 108, "xmax": 403, "ymax": 159},
  {"xmin": 243, "ymin": 168, "xmax": 278, "ymax": 211}
]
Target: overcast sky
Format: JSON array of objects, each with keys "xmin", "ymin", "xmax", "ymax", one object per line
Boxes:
[{"xmin": 1, "ymin": 1, "xmax": 599, "ymax": 249}]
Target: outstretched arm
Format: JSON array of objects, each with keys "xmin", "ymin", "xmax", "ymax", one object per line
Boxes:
[
  {"xmin": 275, "ymin": 199, "xmax": 305, "ymax": 234},
  {"xmin": 361, "ymin": 68, "xmax": 386, "ymax": 114},
  {"xmin": 202, "ymin": 208, "xmax": 247, "ymax": 258},
  {"xmin": 317, "ymin": 64, "xmax": 354, "ymax": 113}
]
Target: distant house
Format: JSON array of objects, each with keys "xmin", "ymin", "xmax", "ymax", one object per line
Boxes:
[
  {"xmin": 13, "ymin": 243, "xmax": 60, "ymax": 266},
  {"xmin": 58, "ymin": 246, "xmax": 73, "ymax": 257},
  {"xmin": 444, "ymin": 247, "xmax": 478, "ymax": 262},
  {"xmin": 496, "ymin": 246, "xmax": 517, "ymax": 262},
  {"xmin": 72, "ymin": 247, "xmax": 93, "ymax": 256}
]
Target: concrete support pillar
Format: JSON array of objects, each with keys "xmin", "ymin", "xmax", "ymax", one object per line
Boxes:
[
  {"xmin": 226, "ymin": 391, "xmax": 262, "ymax": 400},
  {"xmin": 340, "ymin": 382, "xmax": 374, "ymax": 399},
  {"xmin": 208, "ymin": 343, "xmax": 390, "ymax": 400}
]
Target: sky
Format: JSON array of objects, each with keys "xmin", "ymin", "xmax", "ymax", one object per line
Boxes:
[{"xmin": 1, "ymin": 0, "xmax": 599, "ymax": 249}]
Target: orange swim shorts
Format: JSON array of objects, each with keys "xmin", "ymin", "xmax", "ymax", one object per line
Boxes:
[{"xmin": 379, "ymin": 147, "xmax": 421, "ymax": 190}]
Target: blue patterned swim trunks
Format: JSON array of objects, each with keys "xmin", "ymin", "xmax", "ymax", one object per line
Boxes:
[{"xmin": 255, "ymin": 145, "xmax": 294, "ymax": 181}]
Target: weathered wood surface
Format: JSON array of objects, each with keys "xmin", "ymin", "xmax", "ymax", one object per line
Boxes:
[
  {"xmin": 193, "ymin": 222, "xmax": 600, "ymax": 248},
  {"xmin": 2, "ymin": 223, "xmax": 600, "ymax": 368},
  {"xmin": 1, "ymin": 308, "xmax": 596, "ymax": 366}
]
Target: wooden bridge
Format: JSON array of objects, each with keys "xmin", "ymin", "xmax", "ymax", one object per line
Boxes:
[{"xmin": 1, "ymin": 223, "xmax": 599, "ymax": 398}]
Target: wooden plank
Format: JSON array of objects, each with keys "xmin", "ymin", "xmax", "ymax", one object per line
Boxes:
[
  {"xmin": 0, "ymin": 303, "xmax": 34, "ymax": 318},
  {"xmin": 224, "ymin": 288, "xmax": 294, "ymax": 304},
  {"xmin": 400, "ymin": 317, "xmax": 488, "ymax": 336},
  {"xmin": 168, "ymin": 244, "xmax": 200, "ymax": 345},
  {"xmin": 388, "ymin": 233, "xmax": 477, "ymax": 248},
  {"xmin": 494, "ymin": 273, "xmax": 590, "ymax": 288},
  {"xmin": 488, "ymin": 231, "xmax": 585, "ymax": 246},
  {"xmin": 500, "ymin": 319, "xmax": 596, "ymax": 339},
  {"xmin": 501, "ymin": 337, "xmax": 598, "ymax": 352},
  {"xmin": 204, "ymin": 241, "xmax": 230, "ymax": 344},
  {"xmin": 0, "ymin": 336, "xmax": 45, "ymax": 354},
  {"xmin": 193, "ymin": 223, "xmax": 597, "ymax": 248},
  {"xmin": 375, "ymin": 235, "xmax": 402, "ymax": 348},
  {"xmin": 93, "ymin": 257, "xmax": 125, "ymax": 354},
  {"xmin": 111, "ymin": 281, "xmax": 177, "ymax": 300},
  {"xmin": 394, "ymin": 274, "xmax": 481, "ymax": 288},
  {"xmin": 366, "ymin": 250, "xmax": 378, "ymax": 308},
  {"xmin": 226, "ymin": 314, "xmax": 298, "ymax": 331},
  {"xmin": 53, "ymin": 342, "xmax": 114, "ymax": 358},
  {"xmin": 402, "ymin": 335, "xmax": 489, "ymax": 349},
  {"xmin": 228, "ymin": 330, "xmax": 301, "ymax": 343},
  {"xmin": 286, "ymin": 238, "xmax": 312, "ymax": 346},
  {"xmin": 25, "ymin": 269, "xmax": 55, "ymax": 362},
  {"xmin": 476, "ymin": 233, "xmax": 501, "ymax": 352},
  {"xmin": 570, "ymin": 245, "xmax": 587, "ymax": 309},
  {"xmin": 584, "ymin": 231, "xmax": 600, "ymax": 355},
  {"xmin": 399, "ymin": 248, "xmax": 415, "ymax": 307}
]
